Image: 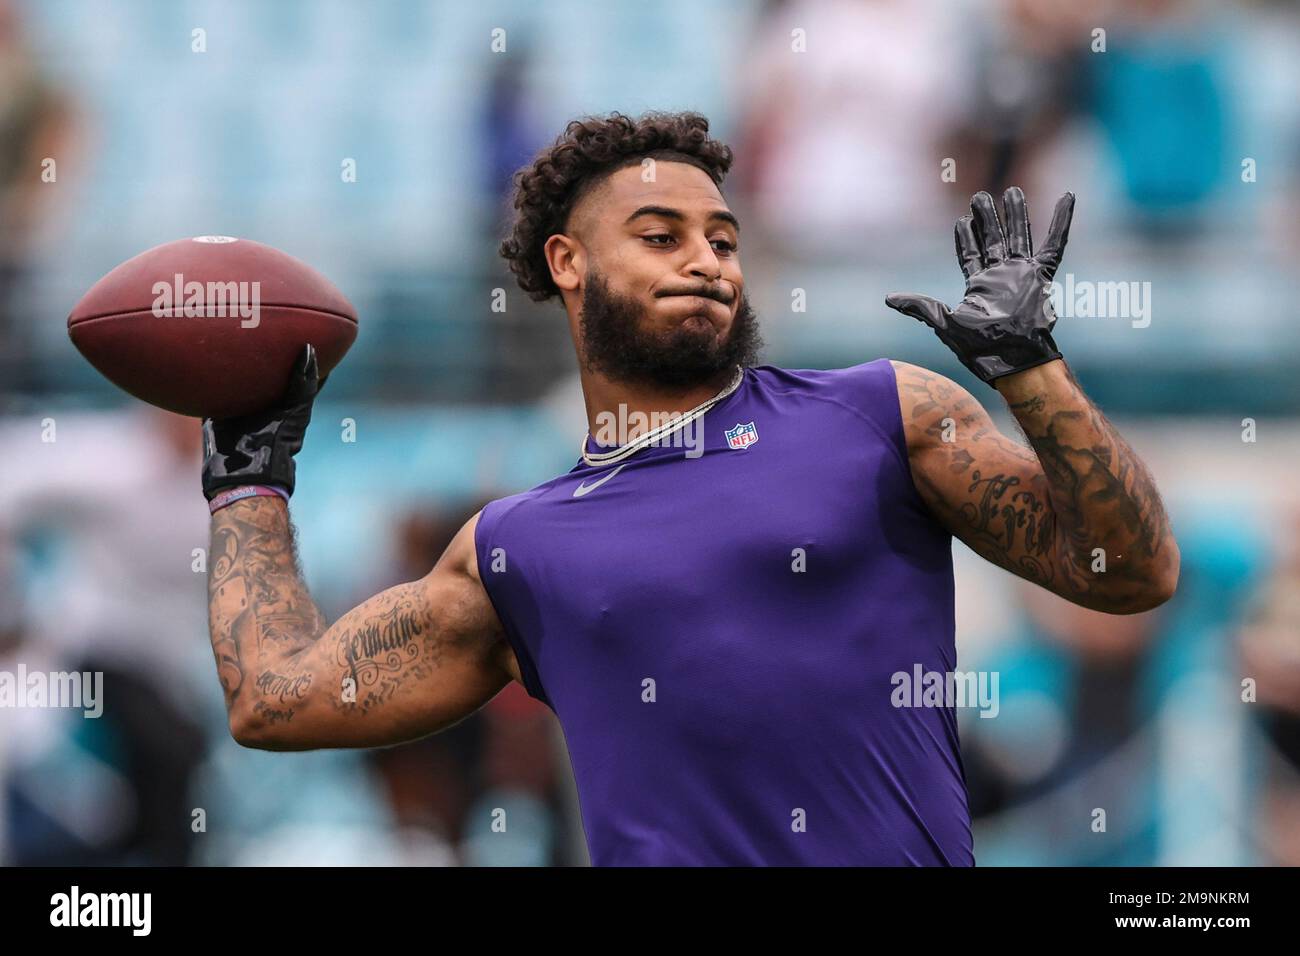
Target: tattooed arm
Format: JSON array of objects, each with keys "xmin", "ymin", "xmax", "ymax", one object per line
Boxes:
[
  {"xmin": 893, "ymin": 359, "xmax": 1179, "ymax": 614},
  {"xmin": 208, "ymin": 501, "xmax": 519, "ymax": 750}
]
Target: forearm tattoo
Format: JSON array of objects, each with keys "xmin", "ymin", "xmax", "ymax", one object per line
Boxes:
[
  {"xmin": 207, "ymin": 497, "xmax": 450, "ymax": 729},
  {"xmin": 899, "ymin": 364, "xmax": 1176, "ymax": 612},
  {"xmin": 208, "ymin": 498, "xmax": 328, "ymax": 715}
]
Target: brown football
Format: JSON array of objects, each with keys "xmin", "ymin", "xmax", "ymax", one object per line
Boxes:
[{"xmin": 68, "ymin": 236, "xmax": 357, "ymax": 418}]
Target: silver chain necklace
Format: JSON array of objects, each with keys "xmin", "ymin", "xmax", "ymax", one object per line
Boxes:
[{"xmin": 580, "ymin": 366, "xmax": 745, "ymax": 467}]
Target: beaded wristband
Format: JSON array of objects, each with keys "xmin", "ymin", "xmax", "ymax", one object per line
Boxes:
[{"xmin": 208, "ymin": 484, "xmax": 290, "ymax": 515}]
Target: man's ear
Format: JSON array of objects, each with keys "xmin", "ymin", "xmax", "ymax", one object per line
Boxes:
[{"xmin": 545, "ymin": 233, "xmax": 582, "ymax": 294}]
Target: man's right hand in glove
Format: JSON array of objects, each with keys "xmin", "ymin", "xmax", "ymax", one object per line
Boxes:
[{"xmin": 201, "ymin": 344, "xmax": 322, "ymax": 507}]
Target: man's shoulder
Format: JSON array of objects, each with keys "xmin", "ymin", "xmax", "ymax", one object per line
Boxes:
[
  {"xmin": 886, "ymin": 360, "xmax": 982, "ymax": 420},
  {"xmin": 887, "ymin": 360, "xmax": 1000, "ymax": 459},
  {"xmin": 479, "ymin": 478, "xmax": 564, "ymax": 528},
  {"xmin": 475, "ymin": 453, "xmax": 596, "ymax": 542},
  {"xmin": 751, "ymin": 358, "xmax": 907, "ymax": 421},
  {"xmin": 752, "ymin": 357, "xmax": 896, "ymax": 390}
]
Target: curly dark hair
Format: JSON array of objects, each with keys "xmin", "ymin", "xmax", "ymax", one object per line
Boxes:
[{"xmin": 499, "ymin": 110, "xmax": 734, "ymax": 302}]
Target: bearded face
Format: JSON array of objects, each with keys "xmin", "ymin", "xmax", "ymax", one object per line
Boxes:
[{"xmin": 577, "ymin": 268, "xmax": 762, "ymax": 390}]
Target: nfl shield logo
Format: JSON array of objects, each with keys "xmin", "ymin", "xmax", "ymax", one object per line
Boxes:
[{"xmin": 725, "ymin": 421, "xmax": 759, "ymax": 450}]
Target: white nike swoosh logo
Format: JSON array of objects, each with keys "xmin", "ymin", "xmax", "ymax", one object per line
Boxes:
[{"xmin": 573, "ymin": 463, "xmax": 627, "ymax": 498}]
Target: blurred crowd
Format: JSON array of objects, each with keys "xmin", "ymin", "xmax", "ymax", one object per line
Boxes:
[
  {"xmin": 1, "ymin": 0, "xmax": 1299, "ymax": 865},
  {"xmin": 0, "ymin": 407, "xmax": 584, "ymax": 864}
]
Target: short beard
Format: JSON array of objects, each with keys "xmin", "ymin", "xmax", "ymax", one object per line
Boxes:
[{"xmin": 577, "ymin": 270, "xmax": 763, "ymax": 391}]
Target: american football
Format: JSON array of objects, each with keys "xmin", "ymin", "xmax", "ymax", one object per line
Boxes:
[{"xmin": 67, "ymin": 236, "xmax": 356, "ymax": 418}]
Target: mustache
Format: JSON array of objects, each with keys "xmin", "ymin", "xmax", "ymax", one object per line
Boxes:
[{"xmin": 655, "ymin": 285, "xmax": 734, "ymax": 304}]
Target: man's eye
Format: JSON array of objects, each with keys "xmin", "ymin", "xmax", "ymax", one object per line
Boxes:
[{"xmin": 641, "ymin": 234, "xmax": 736, "ymax": 253}]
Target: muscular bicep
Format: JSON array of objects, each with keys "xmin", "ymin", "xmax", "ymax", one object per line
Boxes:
[
  {"xmin": 235, "ymin": 513, "xmax": 517, "ymax": 751},
  {"xmin": 892, "ymin": 361, "xmax": 1072, "ymax": 595}
]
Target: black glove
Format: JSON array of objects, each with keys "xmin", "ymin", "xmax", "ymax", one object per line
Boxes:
[
  {"xmin": 886, "ymin": 187, "xmax": 1075, "ymax": 385},
  {"xmin": 201, "ymin": 344, "xmax": 324, "ymax": 501}
]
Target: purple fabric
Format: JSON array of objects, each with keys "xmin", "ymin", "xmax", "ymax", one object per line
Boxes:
[{"xmin": 476, "ymin": 360, "xmax": 973, "ymax": 865}]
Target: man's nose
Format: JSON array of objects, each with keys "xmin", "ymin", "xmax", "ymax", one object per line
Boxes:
[{"xmin": 681, "ymin": 236, "xmax": 722, "ymax": 282}]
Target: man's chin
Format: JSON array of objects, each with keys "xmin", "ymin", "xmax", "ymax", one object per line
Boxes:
[
  {"xmin": 678, "ymin": 313, "xmax": 720, "ymax": 336},
  {"xmin": 663, "ymin": 334, "xmax": 729, "ymax": 370}
]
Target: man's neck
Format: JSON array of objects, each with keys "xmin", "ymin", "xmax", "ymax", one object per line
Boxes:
[{"xmin": 579, "ymin": 367, "xmax": 738, "ymax": 446}]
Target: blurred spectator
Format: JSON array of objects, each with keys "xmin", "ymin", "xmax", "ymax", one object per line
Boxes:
[
  {"xmin": 478, "ymin": 44, "xmax": 572, "ymax": 403},
  {"xmin": 0, "ymin": 407, "xmax": 209, "ymax": 864},
  {"xmin": 0, "ymin": 0, "xmax": 75, "ymax": 392},
  {"xmin": 732, "ymin": 0, "xmax": 969, "ymax": 257},
  {"xmin": 964, "ymin": 585, "xmax": 1169, "ymax": 865},
  {"xmin": 1085, "ymin": 0, "xmax": 1232, "ymax": 235},
  {"xmin": 349, "ymin": 502, "xmax": 574, "ymax": 865},
  {"xmin": 965, "ymin": 518, "xmax": 1261, "ymax": 865},
  {"xmin": 1236, "ymin": 499, "xmax": 1300, "ymax": 865},
  {"xmin": 482, "ymin": 43, "xmax": 545, "ymax": 230},
  {"xmin": 1237, "ymin": 501, "xmax": 1300, "ymax": 715},
  {"xmin": 945, "ymin": 0, "xmax": 1094, "ymax": 196}
]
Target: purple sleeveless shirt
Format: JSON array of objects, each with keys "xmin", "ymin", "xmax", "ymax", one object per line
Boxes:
[{"xmin": 475, "ymin": 360, "xmax": 973, "ymax": 865}]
